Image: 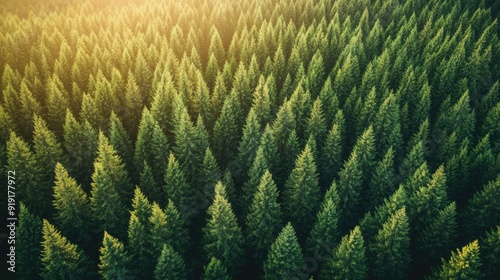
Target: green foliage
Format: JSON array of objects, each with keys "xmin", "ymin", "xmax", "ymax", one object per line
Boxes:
[
  {"xmin": 480, "ymin": 225, "xmax": 500, "ymax": 278},
  {"xmin": 17, "ymin": 203, "xmax": 42, "ymax": 280},
  {"xmin": 164, "ymin": 152, "xmax": 193, "ymax": 216},
  {"xmin": 264, "ymin": 223, "xmax": 305, "ymax": 280},
  {"xmin": 154, "ymin": 244, "xmax": 187, "ymax": 280},
  {"xmin": 428, "ymin": 240, "xmax": 482, "ymax": 280},
  {"xmin": 41, "ymin": 220, "xmax": 93, "ymax": 280},
  {"xmin": 202, "ymin": 258, "xmax": 230, "ymax": 280},
  {"xmin": 320, "ymin": 226, "xmax": 368, "ymax": 280},
  {"xmin": 98, "ymin": 231, "xmax": 131, "ymax": 280}
]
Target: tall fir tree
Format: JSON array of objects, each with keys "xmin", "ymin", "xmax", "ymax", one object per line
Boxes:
[
  {"xmin": 320, "ymin": 226, "xmax": 368, "ymax": 280},
  {"xmin": 41, "ymin": 220, "xmax": 94, "ymax": 280},
  {"xmin": 428, "ymin": 240, "xmax": 482, "ymax": 280},
  {"xmin": 235, "ymin": 108, "xmax": 262, "ymax": 185},
  {"xmin": 154, "ymin": 244, "xmax": 188, "ymax": 280},
  {"xmin": 480, "ymin": 225, "xmax": 500, "ymax": 279},
  {"xmin": 108, "ymin": 112, "xmax": 135, "ymax": 179},
  {"xmin": 283, "ymin": 144, "xmax": 321, "ymax": 241},
  {"xmin": 245, "ymin": 170, "xmax": 283, "ymax": 262},
  {"xmin": 203, "ymin": 182, "xmax": 244, "ymax": 275},
  {"xmin": 98, "ymin": 231, "xmax": 131, "ymax": 280},
  {"xmin": 17, "ymin": 203, "xmax": 42, "ymax": 280},
  {"xmin": 368, "ymin": 147, "xmax": 396, "ymax": 209},
  {"xmin": 202, "ymin": 258, "xmax": 230, "ymax": 280},
  {"xmin": 164, "ymin": 152, "xmax": 193, "ymax": 216},
  {"xmin": 52, "ymin": 163, "xmax": 92, "ymax": 246},
  {"xmin": 264, "ymin": 223, "xmax": 306, "ymax": 280}
]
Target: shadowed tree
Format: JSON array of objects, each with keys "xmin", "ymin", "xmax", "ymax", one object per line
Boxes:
[
  {"xmin": 154, "ymin": 244, "xmax": 187, "ymax": 280},
  {"xmin": 17, "ymin": 203, "xmax": 42, "ymax": 280},
  {"xmin": 202, "ymin": 257, "xmax": 230, "ymax": 280},
  {"xmin": 98, "ymin": 231, "xmax": 131, "ymax": 280}
]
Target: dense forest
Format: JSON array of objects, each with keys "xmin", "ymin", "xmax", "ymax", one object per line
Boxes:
[{"xmin": 1, "ymin": 0, "xmax": 500, "ymax": 279}]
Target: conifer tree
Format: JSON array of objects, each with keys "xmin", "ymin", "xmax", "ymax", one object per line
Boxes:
[
  {"xmin": 109, "ymin": 112, "xmax": 135, "ymax": 177},
  {"xmin": 203, "ymin": 182, "xmax": 244, "ymax": 275},
  {"xmin": 6, "ymin": 131, "xmax": 42, "ymax": 215},
  {"xmin": 127, "ymin": 213, "xmax": 152, "ymax": 279},
  {"xmin": 98, "ymin": 231, "xmax": 131, "ymax": 280},
  {"xmin": 41, "ymin": 220, "xmax": 93, "ymax": 280},
  {"xmin": 90, "ymin": 132, "xmax": 130, "ymax": 240},
  {"xmin": 306, "ymin": 98, "xmax": 327, "ymax": 150},
  {"xmin": 18, "ymin": 81, "xmax": 41, "ymax": 140},
  {"xmin": 164, "ymin": 199, "xmax": 191, "ymax": 257},
  {"xmin": 480, "ymin": 225, "xmax": 500, "ymax": 278},
  {"xmin": 45, "ymin": 75, "xmax": 69, "ymax": 138},
  {"xmin": 164, "ymin": 152, "xmax": 193, "ymax": 216},
  {"xmin": 123, "ymin": 72, "xmax": 143, "ymax": 138},
  {"xmin": 245, "ymin": 170, "xmax": 283, "ymax": 261},
  {"xmin": 235, "ymin": 108, "xmax": 261, "ymax": 185},
  {"xmin": 252, "ymin": 76, "xmax": 272, "ymax": 127},
  {"xmin": 264, "ymin": 223, "xmax": 305, "ymax": 280},
  {"xmin": 154, "ymin": 244, "xmax": 187, "ymax": 280},
  {"xmin": 352, "ymin": 126, "xmax": 376, "ymax": 185},
  {"xmin": 320, "ymin": 226, "xmax": 368, "ymax": 280},
  {"xmin": 372, "ymin": 208, "xmax": 411, "ymax": 280},
  {"xmin": 368, "ymin": 147, "xmax": 396, "ymax": 209},
  {"xmin": 18, "ymin": 203, "xmax": 42, "ymax": 280},
  {"xmin": 63, "ymin": 110, "xmax": 98, "ymax": 191},
  {"xmin": 199, "ymin": 148, "xmax": 222, "ymax": 209},
  {"xmin": 428, "ymin": 240, "xmax": 482, "ymax": 280},
  {"xmin": 139, "ymin": 162, "xmax": 161, "ymax": 204},
  {"xmin": 463, "ymin": 176, "xmax": 500, "ymax": 239},
  {"xmin": 242, "ymin": 146, "xmax": 271, "ymax": 213},
  {"xmin": 202, "ymin": 258, "xmax": 230, "ymax": 280},
  {"xmin": 320, "ymin": 121, "xmax": 343, "ymax": 187},
  {"xmin": 306, "ymin": 180, "xmax": 340, "ymax": 259},
  {"xmin": 283, "ymin": 144, "xmax": 321, "ymax": 241},
  {"xmin": 373, "ymin": 93, "xmax": 403, "ymax": 157},
  {"xmin": 134, "ymin": 108, "xmax": 170, "ymax": 185},
  {"xmin": 337, "ymin": 151, "xmax": 364, "ymax": 231},
  {"xmin": 52, "ymin": 163, "xmax": 92, "ymax": 245}
]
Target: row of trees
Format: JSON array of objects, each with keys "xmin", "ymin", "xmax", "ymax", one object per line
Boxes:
[{"xmin": 1, "ymin": 0, "xmax": 500, "ymax": 279}]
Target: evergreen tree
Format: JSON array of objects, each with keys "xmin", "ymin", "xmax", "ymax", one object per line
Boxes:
[
  {"xmin": 235, "ymin": 108, "xmax": 262, "ymax": 185},
  {"xmin": 199, "ymin": 147, "xmax": 222, "ymax": 209},
  {"xmin": 320, "ymin": 226, "xmax": 368, "ymax": 280},
  {"xmin": 127, "ymin": 213, "xmax": 152, "ymax": 279},
  {"xmin": 154, "ymin": 244, "xmax": 187, "ymax": 280},
  {"xmin": 44, "ymin": 74, "xmax": 69, "ymax": 138},
  {"xmin": 306, "ymin": 180, "xmax": 340, "ymax": 260},
  {"xmin": 164, "ymin": 199, "xmax": 191, "ymax": 257},
  {"xmin": 63, "ymin": 110, "xmax": 98, "ymax": 191},
  {"xmin": 134, "ymin": 108, "xmax": 170, "ymax": 185},
  {"xmin": 202, "ymin": 258, "xmax": 230, "ymax": 280},
  {"xmin": 108, "ymin": 112, "xmax": 135, "ymax": 178},
  {"xmin": 428, "ymin": 240, "xmax": 482, "ymax": 280},
  {"xmin": 98, "ymin": 231, "xmax": 131, "ymax": 280},
  {"xmin": 139, "ymin": 162, "xmax": 161, "ymax": 204},
  {"xmin": 337, "ymin": 151, "xmax": 364, "ymax": 231},
  {"xmin": 164, "ymin": 152, "xmax": 193, "ymax": 216},
  {"xmin": 372, "ymin": 208, "xmax": 411, "ymax": 280},
  {"xmin": 368, "ymin": 147, "xmax": 396, "ymax": 209},
  {"xmin": 320, "ymin": 121, "xmax": 343, "ymax": 187},
  {"xmin": 90, "ymin": 132, "xmax": 130, "ymax": 240},
  {"xmin": 245, "ymin": 170, "xmax": 283, "ymax": 261},
  {"xmin": 373, "ymin": 93, "xmax": 403, "ymax": 157},
  {"xmin": 283, "ymin": 144, "xmax": 321, "ymax": 241},
  {"xmin": 264, "ymin": 223, "xmax": 305, "ymax": 280},
  {"xmin": 203, "ymin": 182, "xmax": 244, "ymax": 275},
  {"xmin": 41, "ymin": 220, "xmax": 93, "ymax": 280},
  {"xmin": 52, "ymin": 163, "xmax": 92, "ymax": 246},
  {"xmin": 306, "ymin": 98, "xmax": 327, "ymax": 150},
  {"xmin": 463, "ymin": 176, "xmax": 500, "ymax": 239},
  {"xmin": 480, "ymin": 225, "xmax": 500, "ymax": 278},
  {"xmin": 242, "ymin": 146, "xmax": 271, "ymax": 213},
  {"xmin": 17, "ymin": 203, "xmax": 42, "ymax": 280}
]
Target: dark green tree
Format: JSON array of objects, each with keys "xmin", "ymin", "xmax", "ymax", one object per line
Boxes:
[
  {"xmin": 203, "ymin": 182, "xmax": 244, "ymax": 275},
  {"xmin": 154, "ymin": 244, "xmax": 187, "ymax": 280},
  {"xmin": 264, "ymin": 223, "xmax": 305, "ymax": 280},
  {"xmin": 372, "ymin": 208, "xmax": 411, "ymax": 280},
  {"xmin": 202, "ymin": 257, "xmax": 230, "ymax": 280},
  {"xmin": 480, "ymin": 225, "xmax": 500, "ymax": 278},
  {"xmin": 428, "ymin": 240, "xmax": 482, "ymax": 280},
  {"xmin": 98, "ymin": 231, "xmax": 131, "ymax": 280},
  {"xmin": 320, "ymin": 226, "xmax": 368, "ymax": 280},
  {"xmin": 368, "ymin": 147, "xmax": 396, "ymax": 209},
  {"xmin": 337, "ymin": 151, "xmax": 364, "ymax": 231},
  {"xmin": 235, "ymin": 108, "xmax": 261, "ymax": 185},
  {"xmin": 17, "ymin": 203, "xmax": 42, "ymax": 280},
  {"xmin": 139, "ymin": 162, "xmax": 161, "ymax": 205},
  {"xmin": 164, "ymin": 152, "xmax": 193, "ymax": 216},
  {"xmin": 283, "ymin": 144, "xmax": 321, "ymax": 241},
  {"xmin": 108, "ymin": 112, "xmax": 135, "ymax": 178},
  {"xmin": 52, "ymin": 163, "xmax": 92, "ymax": 246},
  {"xmin": 41, "ymin": 220, "xmax": 93, "ymax": 280},
  {"xmin": 245, "ymin": 170, "xmax": 283, "ymax": 261}
]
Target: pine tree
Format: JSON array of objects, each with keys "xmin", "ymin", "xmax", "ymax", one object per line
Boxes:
[
  {"xmin": 337, "ymin": 151, "xmax": 364, "ymax": 231},
  {"xmin": 236, "ymin": 108, "xmax": 262, "ymax": 184},
  {"xmin": 463, "ymin": 176, "xmax": 500, "ymax": 239},
  {"xmin": 320, "ymin": 121, "xmax": 343, "ymax": 187},
  {"xmin": 242, "ymin": 146, "xmax": 271, "ymax": 213},
  {"xmin": 480, "ymin": 225, "xmax": 500, "ymax": 278},
  {"xmin": 164, "ymin": 199, "xmax": 191, "ymax": 257},
  {"xmin": 306, "ymin": 98, "xmax": 327, "ymax": 150},
  {"xmin": 198, "ymin": 147, "xmax": 222, "ymax": 210},
  {"xmin": 90, "ymin": 132, "xmax": 130, "ymax": 240},
  {"xmin": 203, "ymin": 182, "xmax": 244, "ymax": 275},
  {"xmin": 320, "ymin": 226, "xmax": 368, "ymax": 280},
  {"xmin": 63, "ymin": 110, "xmax": 98, "ymax": 191},
  {"xmin": 45, "ymin": 75, "xmax": 69, "ymax": 138},
  {"xmin": 164, "ymin": 152, "xmax": 193, "ymax": 216},
  {"xmin": 123, "ymin": 72, "xmax": 143, "ymax": 138},
  {"xmin": 139, "ymin": 162, "xmax": 161, "ymax": 204},
  {"xmin": 127, "ymin": 213, "xmax": 152, "ymax": 279},
  {"xmin": 6, "ymin": 131, "xmax": 42, "ymax": 216},
  {"xmin": 428, "ymin": 240, "xmax": 482, "ymax": 280},
  {"xmin": 245, "ymin": 170, "xmax": 283, "ymax": 261},
  {"xmin": 305, "ymin": 180, "xmax": 340, "ymax": 259},
  {"xmin": 52, "ymin": 163, "xmax": 92, "ymax": 246},
  {"xmin": 416, "ymin": 202, "xmax": 457, "ymax": 272},
  {"xmin": 109, "ymin": 112, "xmax": 135, "ymax": 178},
  {"xmin": 283, "ymin": 144, "xmax": 321, "ymax": 241},
  {"xmin": 17, "ymin": 203, "xmax": 42, "ymax": 280},
  {"xmin": 372, "ymin": 208, "xmax": 411, "ymax": 280},
  {"xmin": 98, "ymin": 231, "xmax": 131, "ymax": 280},
  {"xmin": 41, "ymin": 220, "xmax": 93, "ymax": 280},
  {"xmin": 264, "ymin": 223, "xmax": 305, "ymax": 280},
  {"xmin": 154, "ymin": 244, "xmax": 187, "ymax": 280},
  {"xmin": 134, "ymin": 108, "xmax": 170, "ymax": 185},
  {"xmin": 368, "ymin": 147, "xmax": 396, "ymax": 209},
  {"xmin": 252, "ymin": 76, "xmax": 272, "ymax": 126},
  {"xmin": 18, "ymin": 81, "xmax": 41, "ymax": 141},
  {"xmin": 202, "ymin": 258, "xmax": 230, "ymax": 280},
  {"xmin": 373, "ymin": 93, "xmax": 403, "ymax": 157}
]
